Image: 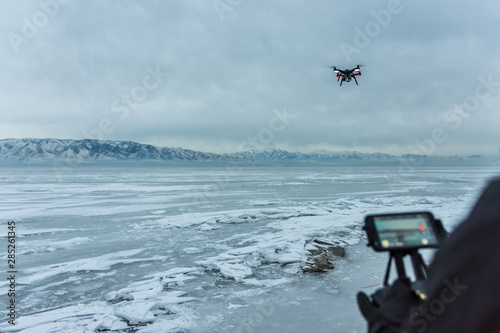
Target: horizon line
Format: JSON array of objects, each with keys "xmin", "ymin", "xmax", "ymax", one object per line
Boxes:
[{"xmin": 0, "ymin": 137, "xmax": 496, "ymax": 158}]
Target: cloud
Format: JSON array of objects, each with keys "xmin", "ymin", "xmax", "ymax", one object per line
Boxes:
[{"xmin": 1, "ymin": 0, "xmax": 499, "ymax": 155}]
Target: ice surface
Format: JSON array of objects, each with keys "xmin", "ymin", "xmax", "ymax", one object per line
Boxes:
[
  {"xmin": 20, "ymin": 249, "xmax": 165, "ymax": 285},
  {"xmin": 0, "ymin": 166, "xmax": 497, "ymax": 332}
]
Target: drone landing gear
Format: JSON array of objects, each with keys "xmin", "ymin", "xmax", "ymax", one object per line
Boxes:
[{"xmin": 354, "ymin": 76, "xmax": 358, "ymax": 85}]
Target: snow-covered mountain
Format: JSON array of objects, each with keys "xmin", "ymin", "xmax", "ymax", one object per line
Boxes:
[
  {"xmin": 0, "ymin": 140, "xmax": 397, "ymax": 163},
  {"xmin": 0, "ymin": 138, "xmax": 497, "ymax": 165},
  {"xmin": 227, "ymin": 149, "xmax": 395, "ymax": 161},
  {"xmin": 0, "ymin": 138, "xmax": 221, "ymax": 162}
]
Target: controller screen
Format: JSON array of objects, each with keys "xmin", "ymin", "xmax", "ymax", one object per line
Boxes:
[{"xmin": 373, "ymin": 214, "xmax": 439, "ymax": 249}]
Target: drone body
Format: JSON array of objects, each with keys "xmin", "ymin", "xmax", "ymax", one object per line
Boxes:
[{"xmin": 331, "ymin": 65, "xmax": 362, "ymax": 86}]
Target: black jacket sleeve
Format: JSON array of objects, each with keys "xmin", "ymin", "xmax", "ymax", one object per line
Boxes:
[{"xmin": 408, "ymin": 178, "xmax": 500, "ymax": 333}]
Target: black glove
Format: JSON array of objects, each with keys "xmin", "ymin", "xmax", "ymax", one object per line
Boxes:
[{"xmin": 357, "ymin": 278, "xmax": 421, "ymax": 333}]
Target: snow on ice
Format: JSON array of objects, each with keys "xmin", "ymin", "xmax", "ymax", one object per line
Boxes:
[{"xmin": 0, "ymin": 166, "xmax": 495, "ymax": 332}]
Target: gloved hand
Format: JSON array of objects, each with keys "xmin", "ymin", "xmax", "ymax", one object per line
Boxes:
[{"xmin": 357, "ymin": 278, "xmax": 422, "ymax": 333}]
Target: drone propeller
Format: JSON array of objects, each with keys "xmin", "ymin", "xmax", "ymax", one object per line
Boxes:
[{"xmin": 330, "ymin": 64, "xmax": 364, "ymax": 67}]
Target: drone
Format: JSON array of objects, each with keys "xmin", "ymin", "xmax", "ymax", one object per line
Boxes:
[{"xmin": 331, "ymin": 65, "xmax": 362, "ymax": 86}]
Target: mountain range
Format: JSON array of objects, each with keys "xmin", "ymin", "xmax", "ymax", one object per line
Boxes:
[{"xmin": 0, "ymin": 138, "xmax": 497, "ymax": 166}]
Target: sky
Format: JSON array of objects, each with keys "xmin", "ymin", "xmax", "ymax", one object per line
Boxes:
[{"xmin": 1, "ymin": 0, "xmax": 500, "ymax": 156}]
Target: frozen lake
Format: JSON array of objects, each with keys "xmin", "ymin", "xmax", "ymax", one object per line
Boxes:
[{"xmin": 0, "ymin": 165, "xmax": 497, "ymax": 332}]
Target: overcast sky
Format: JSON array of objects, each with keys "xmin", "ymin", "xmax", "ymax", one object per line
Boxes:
[{"xmin": 1, "ymin": 0, "xmax": 499, "ymax": 155}]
